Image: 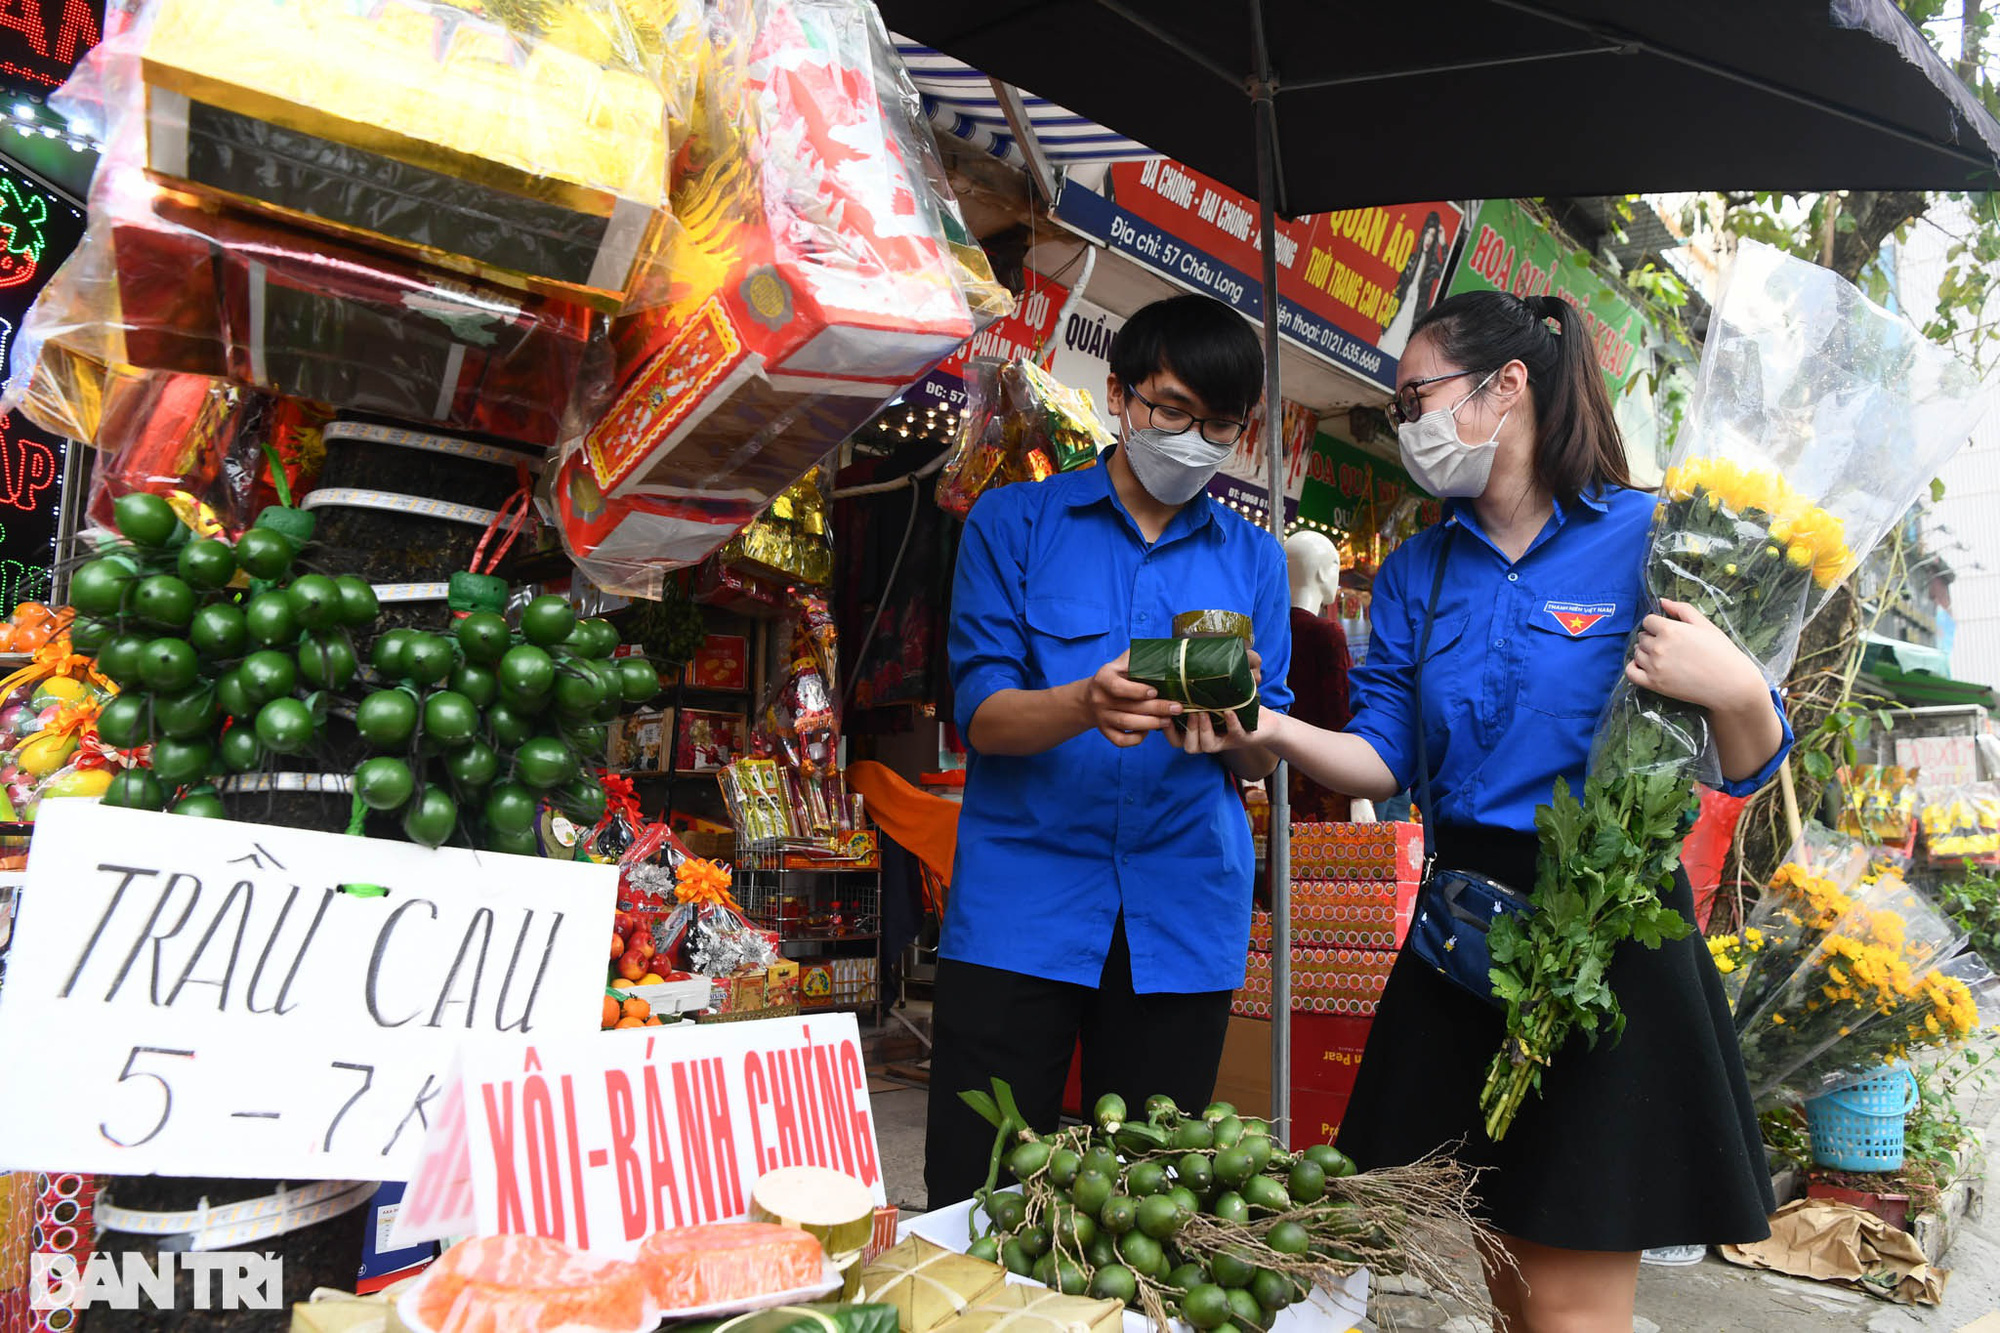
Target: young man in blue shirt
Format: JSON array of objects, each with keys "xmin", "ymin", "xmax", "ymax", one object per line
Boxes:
[{"xmin": 925, "ymin": 295, "xmax": 1294, "ymax": 1205}]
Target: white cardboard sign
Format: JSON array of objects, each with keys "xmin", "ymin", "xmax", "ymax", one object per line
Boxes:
[
  {"xmin": 0, "ymin": 802, "xmax": 615, "ymax": 1179},
  {"xmin": 392, "ymin": 1015, "xmax": 885, "ymax": 1255}
]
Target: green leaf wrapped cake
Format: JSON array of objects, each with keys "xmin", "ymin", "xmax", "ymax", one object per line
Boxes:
[{"xmin": 1128, "ymin": 636, "xmax": 1258, "ymax": 731}]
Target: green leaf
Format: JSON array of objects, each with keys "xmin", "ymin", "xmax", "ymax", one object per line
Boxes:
[
  {"xmin": 1802, "ymin": 750, "xmax": 1836, "ymax": 783},
  {"xmin": 1932, "ymin": 477, "xmax": 1948, "ymax": 504},
  {"xmin": 960, "ymin": 1089, "xmax": 1004, "ymax": 1129}
]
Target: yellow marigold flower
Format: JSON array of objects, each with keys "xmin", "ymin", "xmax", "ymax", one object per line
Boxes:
[
  {"xmin": 1715, "ymin": 956, "xmax": 1736, "ymax": 974},
  {"xmin": 1773, "ymin": 1013, "xmax": 1787, "ymax": 1024},
  {"xmin": 1926, "ymin": 1013, "xmax": 1941, "ymax": 1036},
  {"xmin": 1746, "ymin": 928, "xmax": 1765, "ymax": 944}
]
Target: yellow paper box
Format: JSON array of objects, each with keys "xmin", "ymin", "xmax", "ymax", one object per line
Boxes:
[{"xmin": 854, "ymin": 1235, "xmax": 1006, "ymax": 1333}]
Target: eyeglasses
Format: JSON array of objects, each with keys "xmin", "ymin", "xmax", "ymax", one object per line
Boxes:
[
  {"xmin": 1388, "ymin": 369, "xmax": 1483, "ymax": 426},
  {"xmin": 1124, "ymin": 384, "xmax": 1248, "ymax": 446}
]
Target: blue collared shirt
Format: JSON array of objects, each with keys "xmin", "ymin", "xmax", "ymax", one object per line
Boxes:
[
  {"xmin": 1348, "ymin": 486, "xmax": 1793, "ymax": 834},
  {"xmin": 946, "ymin": 455, "xmax": 1295, "ymax": 992}
]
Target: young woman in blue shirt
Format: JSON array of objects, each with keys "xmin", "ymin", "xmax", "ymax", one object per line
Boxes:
[{"xmin": 1194, "ymin": 290, "xmax": 1789, "ymax": 1332}]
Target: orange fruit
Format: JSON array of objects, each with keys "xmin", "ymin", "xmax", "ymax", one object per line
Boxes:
[
  {"xmin": 13, "ymin": 602, "xmax": 49, "ymax": 627},
  {"xmin": 621, "ymin": 996, "xmax": 650, "ymax": 1021},
  {"xmin": 0, "ymin": 626, "xmax": 17, "ymax": 652},
  {"xmin": 639, "ymin": 973, "xmax": 665, "ymax": 986},
  {"xmin": 614, "ymin": 1016, "xmax": 643, "ymax": 1029},
  {"xmin": 644, "ymin": 1016, "xmax": 663, "ymax": 1026},
  {"xmin": 16, "ymin": 624, "xmax": 49, "ymax": 651},
  {"xmin": 611, "ymin": 932, "xmax": 625, "ymax": 959},
  {"xmin": 601, "ymin": 995, "xmax": 620, "ymax": 1029}
]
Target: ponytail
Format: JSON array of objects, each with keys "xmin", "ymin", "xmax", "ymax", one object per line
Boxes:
[{"xmin": 1409, "ymin": 290, "xmax": 1636, "ymax": 500}]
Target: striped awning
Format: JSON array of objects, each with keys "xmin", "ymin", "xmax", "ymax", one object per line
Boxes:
[{"xmin": 894, "ymin": 38, "xmax": 1157, "ymax": 168}]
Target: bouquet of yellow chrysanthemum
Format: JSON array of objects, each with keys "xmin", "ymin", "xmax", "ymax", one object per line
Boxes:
[
  {"xmin": 1482, "ymin": 243, "xmax": 1989, "ymax": 1140},
  {"xmin": 1714, "ymin": 828, "xmax": 1870, "ymax": 1017},
  {"xmin": 1734, "ymin": 877, "xmax": 1973, "ymax": 1099}
]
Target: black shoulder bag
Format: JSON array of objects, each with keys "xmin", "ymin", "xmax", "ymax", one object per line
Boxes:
[{"xmin": 1403, "ymin": 526, "xmax": 1536, "ymax": 1006}]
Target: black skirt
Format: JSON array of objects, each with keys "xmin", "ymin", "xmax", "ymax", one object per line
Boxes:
[{"xmin": 1335, "ymin": 826, "xmax": 1775, "ymax": 1252}]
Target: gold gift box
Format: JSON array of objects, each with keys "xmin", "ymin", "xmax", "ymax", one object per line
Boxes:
[
  {"xmin": 939, "ymin": 1286, "xmax": 1124, "ymax": 1333},
  {"xmin": 854, "ymin": 1236, "xmax": 1007, "ymax": 1333},
  {"xmin": 141, "ymin": 0, "xmax": 673, "ymax": 310}
]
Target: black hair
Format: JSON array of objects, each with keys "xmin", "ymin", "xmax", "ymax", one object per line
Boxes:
[
  {"xmin": 1409, "ymin": 290, "xmax": 1635, "ymax": 499},
  {"xmin": 1108, "ymin": 294, "xmax": 1264, "ymax": 419}
]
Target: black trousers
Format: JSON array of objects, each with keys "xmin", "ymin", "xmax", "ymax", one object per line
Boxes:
[{"xmin": 923, "ymin": 920, "xmax": 1233, "ymax": 1206}]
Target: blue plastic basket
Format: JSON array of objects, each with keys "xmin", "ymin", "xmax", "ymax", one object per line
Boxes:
[{"xmin": 1803, "ymin": 1067, "xmax": 1919, "ymax": 1171}]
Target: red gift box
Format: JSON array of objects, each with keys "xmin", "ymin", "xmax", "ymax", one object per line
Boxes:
[
  {"xmin": 689, "ymin": 633, "xmax": 750, "ymax": 692},
  {"xmin": 1289, "ymin": 821, "xmax": 1424, "ymax": 884},
  {"xmin": 95, "ymin": 164, "xmax": 590, "ymax": 447}
]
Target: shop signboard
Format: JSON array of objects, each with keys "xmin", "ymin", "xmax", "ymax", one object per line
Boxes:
[
  {"xmin": 0, "ymin": 802, "xmax": 616, "ymax": 1179},
  {"xmin": 0, "ymin": 161, "xmax": 86, "ymax": 616},
  {"xmin": 1296, "ymin": 432, "xmax": 1440, "ymax": 537},
  {"xmin": 391, "ymin": 1015, "xmax": 886, "ymax": 1251},
  {"xmin": 1043, "ymin": 295, "xmax": 1124, "ymax": 436},
  {"xmin": 0, "ymin": 0, "xmax": 103, "ymax": 92},
  {"xmin": 1055, "ymin": 160, "xmax": 1463, "ymax": 391},
  {"xmin": 1445, "ymin": 198, "xmax": 1650, "ymax": 397},
  {"xmin": 904, "ymin": 274, "xmax": 1068, "ymax": 413}
]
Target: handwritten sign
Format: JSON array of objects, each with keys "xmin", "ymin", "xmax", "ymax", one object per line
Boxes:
[
  {"xmin": 393, "ymin": 1016, "xmax": 885, "ymax": 1256},
  {"xmin": 0, "ymin": 802, "xmax": 615, "ymax": 1178}
]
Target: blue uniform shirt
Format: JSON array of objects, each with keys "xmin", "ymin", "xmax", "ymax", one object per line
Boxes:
[
  {"xmin": 1348, "ymin": 486, "xmax": 1793, "ymax": 834},
  {"xmin": 946, "ymin": 455, "xmax": 1295, "ymax": 993}
]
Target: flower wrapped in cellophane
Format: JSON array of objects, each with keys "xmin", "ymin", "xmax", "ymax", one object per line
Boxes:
[
  {"xmin": 1732, "ymin": 875, "xmax": 1971, "ymax": 1099},
  {"xmin": 1482, "ymin": 242, "xmax": 1990, "ymax": 1140},
  {"xmin": 1709, "ymin": 825, "xmax": 1870, "ymax": 1016}
]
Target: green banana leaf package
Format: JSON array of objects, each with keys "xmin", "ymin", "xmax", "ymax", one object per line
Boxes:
[
  {"xmin": 679, "ymin": 1303, "xmax": 900, "ymax": 1333},
  {"xmin": 1128, "ymin": 635, "xmax": 1259, "ymax": 732}
]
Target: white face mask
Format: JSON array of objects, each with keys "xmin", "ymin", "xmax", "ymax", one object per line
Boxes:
[
  {"xmin": 1396, "ymin": 370, "xmax": 1508, "ymax": 498},
  {"xmin": 1121, "ymin": 404, "xmax": 1235, "ymax": 507}
]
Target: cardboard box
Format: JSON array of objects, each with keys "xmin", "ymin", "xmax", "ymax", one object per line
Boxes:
[
  {"xmin": 765, "ymin": 958, "xmax": 800, "ymax": 1009},
  {"xmin": 1290, "ymin": 1012, "xmax": 1373, "ymax": 1096},
  {"xmin": 1253, "ymin": 876, "xmax": 1420, "ymax": 951},
  {"xmin": 678, "ymin": 709, "xmax": 748, "ymax": 773},
  {"xmin": 1288, "ymin": 1087, "xmax": 1354, "ymax": 1148},
  {"xmin": 1212, "ymin": 1015, "xmax": 1272, "ymax": 1120},
  {"xmin": 1289, "ymin": 821, "xmax": 1423, "ymax": 883},
  {"xmin": 799, "ymin": 960, "xmax": 836, "ymax": 1009},
  {"xmin": 1209, "ymin": 1014, "xmax": 1370, "ymax": 1143},
  {"xmin": 1232, "ymin": 946, "xmax": 1395, "ymax": 1017},
  {"xmin": 688, "ymin": 633, "xmax": 750, "ymax": 692}
]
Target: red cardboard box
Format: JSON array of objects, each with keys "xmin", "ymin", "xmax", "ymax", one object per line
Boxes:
[
  {"xmin": 1252, "ymin": 877, "xmax": 1420, "ymax": 952},
  {"xmin": 1233, "ymin": 948, "xmax": 1397, "ymax": 1017},
  {"xmin": 1288, "ymin": 1088, "xmax": 1354, "ymax": 1148},
  {"xmin": 688, "ymin": 634, "xmax": 750, "ymax": 692},
  {"xmin": 1290, "ymin": 1012, "xmax": 1374, "ymax": 1096}
]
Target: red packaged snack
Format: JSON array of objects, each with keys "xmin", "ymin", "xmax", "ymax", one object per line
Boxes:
[{"xmin": 636, "ymin": 1221, "xmax": 825, "ymax": 1309}]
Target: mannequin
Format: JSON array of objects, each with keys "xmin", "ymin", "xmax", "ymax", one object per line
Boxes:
[{"xmin": 1281, "ymin": 531, "xmax": 1354, "ymax": 820}]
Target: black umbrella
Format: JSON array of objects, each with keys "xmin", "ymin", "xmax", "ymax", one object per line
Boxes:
[{"xmin": 878, "ymin": 0, "xmax": 2000, "ymax": 1135}]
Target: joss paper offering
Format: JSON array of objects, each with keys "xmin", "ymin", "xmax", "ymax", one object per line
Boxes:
[
  {"xmin": 134, "ymin": 0, "xmax": 685, "ymax": 309},
  {"xmin": 1127, "ymin": 636, "xmax": 1259, "ymax": 731},
  {"xmin": 935, "ymin": 358, "xmax": 1112, "ymax": 519}
]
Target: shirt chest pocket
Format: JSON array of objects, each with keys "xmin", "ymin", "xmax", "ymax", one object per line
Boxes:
[
  {"xmin": 1024, "ymin": 595, "xmax": 1114, "ymax": 686},
  {"xmin": 1520, "ymin": 601, "xmax": 1635, "ymax": 719}
]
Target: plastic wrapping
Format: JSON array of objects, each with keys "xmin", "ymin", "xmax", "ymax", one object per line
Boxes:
[
  {"xmin": 752, "ymin": 592, "xmax": 846, "ymax": 837},
  {"xmin": 934, "ymin": 357, "xmax": 1112, "ymax": 519},
  {"xmin": 103, "ymin": 0, "xmax": 692, "ymax": 312},
  {"xmin": 1711, "ymin": 827, "xmax": 1871, "ymax": 1016},
  {"xmin": 550, "ymin": 0, "xmax": 1012, "ymax": 596},
  {"xmin": 1838, "ymin": 764, "xmax": 1920, "ymax": 844},
  {"xmin": 8, "ymin": 150, "xmax": 594, "ymax": 447},
  {"xmin": 1917, "ymin": 781, "xmax": 2000, "ymax": 862},
  {"xmin": 1734, "ymin": 876, "xmax": 1970, "ymax": 1100},
  {"xmin": 721, "ymin": 468, "xmax": 833, "ymax": 586},
  {"xmin": 1780, "ymin": 950, "xmax": 1995, "ymax": 1098}
]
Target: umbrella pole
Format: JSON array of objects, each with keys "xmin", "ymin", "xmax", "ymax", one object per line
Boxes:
[{"xmin": 1249, "ymin": 6, "xmax": 1291, "ymax": 1144}]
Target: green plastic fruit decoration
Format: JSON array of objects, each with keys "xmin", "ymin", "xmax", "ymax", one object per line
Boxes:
[
  {"xmin": 298, "ymin": 634, "xmax": 359, "ymax": 691},
  {"xmin": 485, "ymin": 702, "xmax": 535, "ymax": 748},
  {"xmin": 96, "ymin": 694, "xmax": 152, "ymax": 749},
  {"xmin": 218, "ymin": 726, "xmax": 264, "ymax": 772},
  {"xmin": 69, "ymin": 558, "xmax": 135, "ymax": 616},
  {"xmin": 149, "ymin": 736, "xmax": 215, "ymax": 785},
  {"xmin": 354, "ymin": 756, "xmax": 416, "ymax": 811},
  {"xmin": 499, "ymin": 645, "xmax": 555, "ymax": 701},
  {"xmin": 402, "ymin": 634, "xmax": 455, "ymax": 687},
  {"xmin": 519, "ymin": 595, "xmax": 576, "ymax": 647},
  {"xmin": 422, "ymin": 690, "xmax": 478, "ymax": 747},
  {"xmin": 444, "ymin": 741, "xmax": 499, "ymax": 788},
  {"xmin": 172, "ymin": 791, "xmax": 228, "ymax": 819},
  {"xmin": 254, "ymin": 698, "xmax": 314, "ymax": 755},
  {"xmin": 371, "ymin": 628, "xmax": 417, "ymax": 677},
  {"xmin": 553, "ymin": 667, "xmax": 605, "ymax": 716},
  {"xmin": 238, "ymin": 650, "xmax": 298, "ymax": 706},
  {"xmin": 234, "ymin": 526, "xmax": 294, "ymax": 581},
  {"xmin": 334, "ymin": 576, "xmax": 379, "ymax": 627},
  {"xmin": 113, "ymin": 492, "xmax": 180, "ymax": 548},
  {"xmin": 355, "ymin": 690, "xmax": 419, "ymax": 748},
  {"xmin": 153, "ymin": 686, "xmax": 220, "ymax": 741},
  {"xmin": 131, "ymin": 575, "xmax": 196, "ymax": 629},
  {"xmin": 286, "ymin": 574, "xmax": 343, "ymax": 631},
  {"xmin": 483, "ymin": 782, "xmax": 538, "ymax": 834},
  {"xmin": 68, "ymin": 617, "xmax": 111, "ymax": 654},
  {"xmin": 485, "ymin": 825, "xmax": 540, "ymax": 856},
  {"xmin": 512, "ymin": 736, "xmax": 574, "ymax": 789},
  {"xmin": 455, "ymin": 611, "xmax": 511, "ymax": 664},
  {"xmin": 95, "ymin": 634, "xmax": 150, "ymax": 688},
  {"xmin": 215, "ymin": 669, "xmax": 257, "ymax": 719},
  {"xmin": 243, "ymin": 591, "xmax": 299, "ymax": 648},
  {"xmin": 402, "ymin": 786, "xmax": 458, "ymax": 848},
  {"xmin": 189, "ymin": 603, "xmax": 249, "ymax": 659},
  {"xmin": 556, "ymin": 777, "xmax": 607, "ymax": 824},
  {"xmin": 177, "ymin": 538, "xmax": 237, "ymax": 591},
  {"xmin": 104, "ymin": 768, "xmax": 166, "ymax": 810},
  {"xmin": 618, "ymin": 657, "xmax": 662, "ymax": 703},
  {"xmin": 138, "ymin": 638, "xmax": 199, "ymax": 693},
  {"xmin": 449, "ymin": 662, "xmax": 498, "ymax": 709}
]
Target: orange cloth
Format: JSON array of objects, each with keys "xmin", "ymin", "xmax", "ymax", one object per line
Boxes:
[{"xmin": 846, "ymin": 759, "xmax": 959, "ymax": 886}]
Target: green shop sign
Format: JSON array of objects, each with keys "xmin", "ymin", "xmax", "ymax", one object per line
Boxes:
[
  {"xmin": 1447, "ymin": 199, "xmax": 1651, "ymax": 395},
  {"xmin": 1297, "ymin": 433, "xmax": 1440, "ymax": 535}
]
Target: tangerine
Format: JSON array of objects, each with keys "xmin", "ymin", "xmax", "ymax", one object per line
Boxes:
[
  {"xmin": 621, "ymin": 997, "xmax": 650, "ymax": 1021},
  {"xmin": 602, "ymin": 996, "xmax": 621, "ymax": 1029},
  {"xmin": 614, "ymin": 1016, "xmax": 643, "ymax": 1029}
]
